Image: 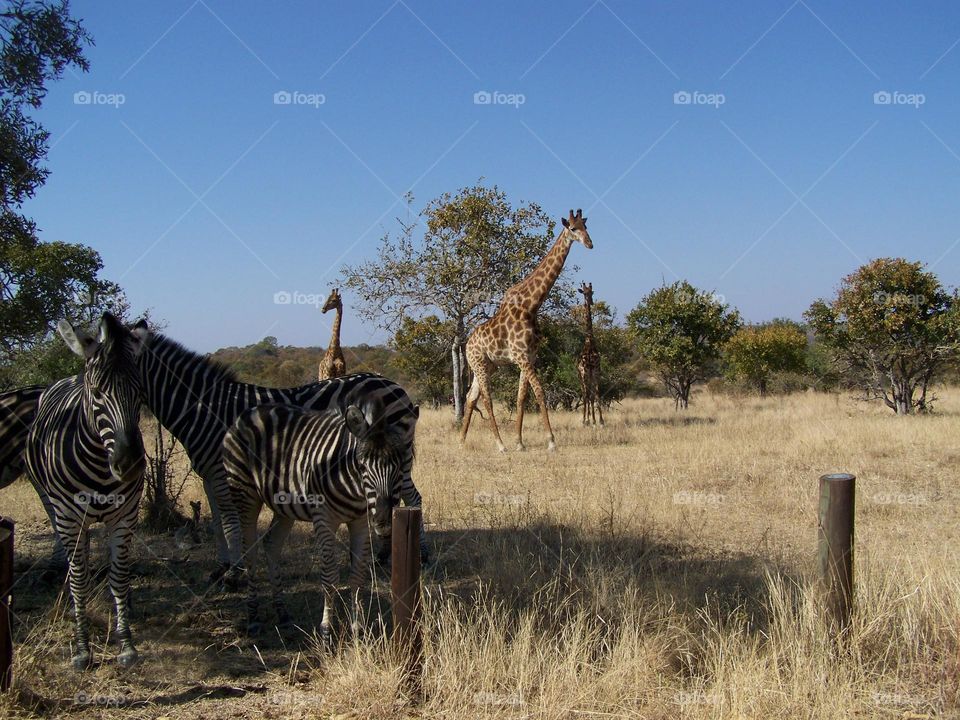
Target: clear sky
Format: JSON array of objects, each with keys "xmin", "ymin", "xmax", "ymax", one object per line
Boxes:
[{"xmin": 23, "ymin": 0, "xmax": 960, "ymax": 352}]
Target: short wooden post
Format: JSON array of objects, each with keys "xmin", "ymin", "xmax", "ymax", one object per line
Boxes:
[
  {"xmin": 818, "ymin": 473, "xmax": 855, "ymax": 631},
  {"xmin": 0, "ymin": 517, "xmax": 13, "ymax": 692},
  {"xmin": 391, "ymin": 507, "xmax": 423, "ymax": 697}
]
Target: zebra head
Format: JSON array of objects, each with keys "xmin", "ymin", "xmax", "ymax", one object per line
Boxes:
[
  {"xmin": 57, "ymin": 313, "xmax": 150, "ymax": 481},
  {"xmin": 343, "ymin": 399, "xmax": 404, "ymax": 538}
]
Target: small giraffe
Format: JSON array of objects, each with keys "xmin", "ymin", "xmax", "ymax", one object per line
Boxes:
[
  {"xmin": 318, "ymin": 288, "xmax": 347, "ymax": 381},
  {"xmin": 460, "ymin": 209, "xmax": 593, "ymax": 452},
  {"xmin": 576, "ymin": 282, "xmax": 604, "ymax": 426}
]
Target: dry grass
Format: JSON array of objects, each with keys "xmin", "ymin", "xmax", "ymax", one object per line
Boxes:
[{"xmin": 0, "ymin": 389, "xmax": 958, "ymax": 719}]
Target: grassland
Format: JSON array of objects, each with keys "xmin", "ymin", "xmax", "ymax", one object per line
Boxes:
[{"xmin": 0, "ymin": 389, "xmax": 957, "ymax": 719}]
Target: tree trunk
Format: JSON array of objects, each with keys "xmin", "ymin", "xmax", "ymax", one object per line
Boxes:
[{"xmin": 451, "ymin": 318, "xmax": 469, "ymax": 424}]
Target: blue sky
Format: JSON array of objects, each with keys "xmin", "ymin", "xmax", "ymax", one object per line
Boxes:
[{"xmin": 23, "ymin": 0, "xmax": 960, "ymax": 351}]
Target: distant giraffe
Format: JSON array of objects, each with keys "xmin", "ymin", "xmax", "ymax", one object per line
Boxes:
[
  {"xmin": 318, "ymin": 288, "xmax": 347, "ymax": 381},
  {"xmin": 460, "ymin": 209, "xmax": 593, "ymax": 452},
  {"xmin": 576, "ymin": 282, "xmax": 603, "ymax": 426}
]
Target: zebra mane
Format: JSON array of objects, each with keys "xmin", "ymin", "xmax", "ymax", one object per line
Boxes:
[{"xmin": 145, "ymin": 333, "xmax": 239, "ymax": 384}]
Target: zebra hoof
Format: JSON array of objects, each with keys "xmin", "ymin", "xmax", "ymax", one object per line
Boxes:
[
  {"xmin": 71, "ymin": 650, "xmax": 92, "ymax": 671},
  {"xmin": 117, "ymin": 646, "xmax": 139, "ymax": 668}
]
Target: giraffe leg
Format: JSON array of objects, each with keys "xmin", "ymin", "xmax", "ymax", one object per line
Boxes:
[
  {"xmin": 517, "ymin": 358, "xmax": 555, "ymax": 451},
  {"xmin": 579, "ymin": 371, "xmax": 589, "ymax": 425},
  {"xmin": 459, "ymin": 376, "xmax": 481, "ymax": 445},
  {"xmin": 515, "ymin": 372, "xmax": 530, "ymax": 451},
  {"xmin": 478, "ymin": 370, "xmax": 506, "ymax": 453}
]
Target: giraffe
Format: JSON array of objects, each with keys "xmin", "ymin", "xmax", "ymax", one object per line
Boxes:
[
  {"xmin": 460, "ymin": 209, "xmax": 593, "ymax": 452},
  {"xmin": 318, "ymin": 288, "xmax": 347, "ymax": 381},
  {"xmin": 576, "ymin": 282, "xmax": 604, "ymax": 426}
]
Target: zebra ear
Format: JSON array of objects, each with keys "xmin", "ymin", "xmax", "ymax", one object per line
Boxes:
[
  {"xmin": 57, "ymin": 320, "xmax": 99, "ymax": 359},
  {"xmin": 130, "ymin": 318, "xmax": 149, "ymax": 355},
  {"xmin": 344, "ymin": 405, "xmax": 369, "ymax": 438}
]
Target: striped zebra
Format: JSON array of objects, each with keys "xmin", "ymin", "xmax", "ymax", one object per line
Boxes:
[
  {"xmin": 0, "ymin": 384, "xmax": 70, "ymax": 569},
  {"xmin": 24, "ymin": 313, "xmax": 149, "ymax": 669},
  {"xmin": 222, "ymin": 398, "xmax": 408, "ymax": 637},
  {"xmin": 136, "ymin": 332, "xmax": 425, "ymax": 577}
]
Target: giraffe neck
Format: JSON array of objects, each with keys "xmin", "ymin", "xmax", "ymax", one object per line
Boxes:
[
  {"xmin": 328, "ymin": 303, "xmax": 342, "ymax": 352},
  {"xmin": 519, "ymin": 230, "xmax": 574, "ymax": 312},
  {"xmin": 583, "ymin": 298, "xmax": 594, "ymax": 342}
]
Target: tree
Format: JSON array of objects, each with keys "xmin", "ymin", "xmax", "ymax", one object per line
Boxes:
[
  {"xmin": 805, "ymin": 258, "xmax": 959, "ymax": 414},
  {"xmin": 0, "ymin": 2, "xmax": 115, "ymax": 385},
  {"xmin": 724, "ymin": 320, "xmax": 808, "ymax": 396},
  {"xmin": 341, "ymin": 182, "xmax": 573, "ymax": 421},
  {"xmin": 627, "ymin": 281, "xmax": 740, "ymax": 409},
  {"xmin": 391, "ymin": 315, "xmax": 451, "ymax": 409}
]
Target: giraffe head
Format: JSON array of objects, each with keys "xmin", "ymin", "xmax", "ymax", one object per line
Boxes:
[
  {"xmin": 561, "ymin": 209, "xmax": 592, "ymax": 248},
  {"xmin": 322, "ymin": 287, "xmax": 342, "ymax": 313},
  {"xmin": 577, "ymin": 281, "xmax": 594, "ymax": 306}
]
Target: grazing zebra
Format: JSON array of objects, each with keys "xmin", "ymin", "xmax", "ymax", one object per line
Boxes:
[
  {"xmin": 0, "ymin": 384, "xmax": 70, "ymax": 569},
  {"xmin": 135, "ymin": 331, "xmax": 424, "ymax": 577},
  {"xmin": 222, "ymin": 399, "xmax": 408, "ymax": 637},
  {"xmin": 24, "ymin": 313, "xmax": 148, "ymax": 669}
]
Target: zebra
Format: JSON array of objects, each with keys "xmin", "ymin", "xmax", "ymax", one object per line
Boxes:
[
  {"xmin": 24, "ymin": 313, "xmax": 149, "ymax": 669},
  {"xmin": 0, "ymin": 383, "xmax": 71, "ymax": 571},
  {"xmin": 222, "ymin": 398, "xmax": 408, "ymax": 638},
  {"xmin": 135, "ymin": 331, "xmax": 425, "ymax": 578}
]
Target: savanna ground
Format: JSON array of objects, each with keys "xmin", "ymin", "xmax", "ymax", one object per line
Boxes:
[{"xmin": 0, "ymin": 390, "xmax": 957, "ymax": 719}]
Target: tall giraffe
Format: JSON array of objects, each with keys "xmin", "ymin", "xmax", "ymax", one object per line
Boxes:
[
  {"xmin": 576, "ymin": 281, "xmax": 604, "ymax": 426},
  {"xmin": 460, "ymin": 209, "xmax": 593, "ymax": 452},
  {"xmin": 318, "ymin": 288, "xmax": 347, "ymax": 381}
]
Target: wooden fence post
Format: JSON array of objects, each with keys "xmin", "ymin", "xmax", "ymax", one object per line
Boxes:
[
  {"xmin": 818, "ymin": 473, "xmax": 855, "ymax": 632},
  {"xmin": 0, "ymin": 517, "xmax": 13, "ymax": 692},
  {"xmin": 391, "ymin": 507, "xmax": 423, "ymax": 697}
]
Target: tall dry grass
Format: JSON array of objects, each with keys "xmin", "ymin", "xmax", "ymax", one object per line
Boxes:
[{"xmin": 0, "ymin": 389, "xmax": 957, "ymax": 718}]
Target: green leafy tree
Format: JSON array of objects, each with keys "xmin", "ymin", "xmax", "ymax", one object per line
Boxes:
[
  {"xmin": 627, "ymin": 281, "xmax": 740, "ymax": 409},
  {"xmin": 341, "ymin": 182, "xmax": 573, "ymax": 421},
  {"xmin": 724, "ymin": 320, "xmax": 808, "ymax": 396},
  {"xmin": 0, "ymin": 2, "xmax": 123, "ymax": 385},
  {"xmin": 391, "ymin": 315, "xmax": 452, "ymax": 408},
  {"xmin": 805, "ymin": 258, "xmax": 959, "ymax": 414}
]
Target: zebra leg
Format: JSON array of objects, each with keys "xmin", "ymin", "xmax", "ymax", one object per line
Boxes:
[
  {"xmin": 107, "ymin": 518, "xmax": 138, "ymax": 667},
  {"xmin": 203, "ymin": 472, "xmax": 234, "ymax": 579},
  {"xmin": 312, "ymin": 513, "xmax": 337, "ymax": 644},
  {"xmin": 60, "ymin": 523, "xmax": 93, "ymax": 670},
  {"xmin": 240, "ymin": 502, "xmax": 264, "ymax": 635},
  {"xmin": 28, "ymin": 476, "xmax": 68, "ymax": 575},
  {"xmin": 346, "ymin": 517, "xmax": 372, "ymax": 637},
  {"xmin": 262, "ymin": 514, "xmax": 294, "ymax": 631}
]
